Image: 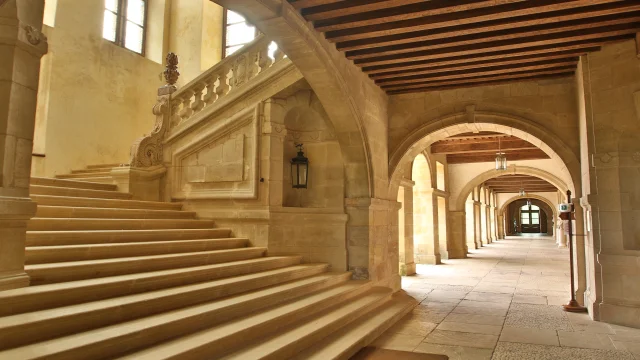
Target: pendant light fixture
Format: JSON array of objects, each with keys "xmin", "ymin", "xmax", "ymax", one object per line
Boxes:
[{"xmin": 495, "ymin": 136, "xmax": 507, "ymax": 171}]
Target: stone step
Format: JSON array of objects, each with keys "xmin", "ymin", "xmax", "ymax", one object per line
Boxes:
[
  {"xmin": 35, "ymin": 206, "xmax": 196, "ymax": 220},
  {"xmin": 31, "ymin": 195, "xmax": 183, "ymax": 211},
  {"xmin": 26, "ymin": 238, "xmax": 248, "ymax": 264},
  {"xmin": 26, "ymin": 228, "xmax": 231, "ymax": 246},
  {"xmin": 126, "ymin": 285, "xmax": 388, "ymax": 360},
  {"xmin": 0, "ymin": 256, "xmax": 302, "ymax": 316},
  {"xmin": 30, "ymin": 177, "xmax": 117, "ymax": 191},
  {"xmin": 291, "ymin": 293, "xmax": 418, "ymax": 360},
  {"xmin": 64, "ymin": 176, "xmax": 114, "ymax": 184},
  {"xmin": 27, "ymin": 218, "xmax": 215, "ymax": 231},
  {"xmin": 70, "ymin": 168, "xmax": 114, "ymax": 174},
  {"xmin": 25, "ymin": 247, "xmax": 267, "ymax": 285},
  {"xmin": 87, "ymin": 163, "xmax": 125, "ymax": 169},
  {"xmin": 0, "ymin": 264, "xmax": 336, "ymax": 349},
  {"xmin": 56, "ymin": 172, "xmax": 112, "ymax": 179},
  {"xmin": 30, "ymin": 185, "xmax": 132, "ymax": 199},
  {"xmin": 0, "ymin": 279, "xmax": 369, "ymax": 360}
]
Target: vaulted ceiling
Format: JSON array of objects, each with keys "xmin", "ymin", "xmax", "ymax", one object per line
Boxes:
[
  {"xmin": 430, "ymin": 132, "xmax": 549, "ymax": 164},
  {"xmin": 484, "ymin": 174, "xmax": 558, "ymax": 193},
  {"xmin": 288, "ymin": 0, "xmax": 640, "ymax": 94}
]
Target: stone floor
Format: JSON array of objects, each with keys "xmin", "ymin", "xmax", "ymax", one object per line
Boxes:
[{"xmin": 373, "ymin": 236, "xmax": 640, "ymax": 360}]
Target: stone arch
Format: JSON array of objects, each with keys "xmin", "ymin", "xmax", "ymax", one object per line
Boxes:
[
  {"xmin": 499, "ymin": 194, "xmax": 558, "ymax": 219},
  {"xmin": 388, "ymin": 111, "xmax": 580, "ymax": 201},
  {"xmin": 219, "ymin": 0, "xmax": 386, "ymax": 199},
  {"xmin": 454, "ymin": 166, "xmax": 568, "ymax": 212}
]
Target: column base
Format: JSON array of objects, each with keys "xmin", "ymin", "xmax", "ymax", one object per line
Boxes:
[
  {"xmin": 415, "ymin": 254, "xmax": 441, "ymax": 265},
  {"xmin": 0, "ymin": 271, "xmax": 30, "ymax": 291},
  {"xmin": 599, "ymin": 302, "xmax": 640, "ymax": 329},
  {"xmin": 400, "ymin": 262, "xmax": 416, "ymax": 276}
]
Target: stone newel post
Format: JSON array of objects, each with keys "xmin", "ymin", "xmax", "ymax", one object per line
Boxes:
[{"xmin": 0, "ymin": 0, "xmax": 48, "ymax": 290}]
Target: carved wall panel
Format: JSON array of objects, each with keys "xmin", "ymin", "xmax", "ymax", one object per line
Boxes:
[{"xmin": 171, "ymin": 105, "xmax": 260, "ymax": 199}]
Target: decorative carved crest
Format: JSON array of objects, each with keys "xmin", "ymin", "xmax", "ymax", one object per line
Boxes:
[
  {"xmin": 22, "ymin": 24, "xmax": 47, "ymax": 46},
  {"xmin": 130, "ymin": 53, "xmax": 179, "ymax": 168}
]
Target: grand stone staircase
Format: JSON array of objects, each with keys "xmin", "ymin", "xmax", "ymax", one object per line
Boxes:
[{"xmin": 0, "ymin": 174, "xmax": 416, "ymax": 359}]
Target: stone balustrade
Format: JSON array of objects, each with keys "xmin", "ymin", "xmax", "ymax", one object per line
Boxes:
[{"xmin": 169, "ymin": 35, "xmax": 284, "ymax": 129}]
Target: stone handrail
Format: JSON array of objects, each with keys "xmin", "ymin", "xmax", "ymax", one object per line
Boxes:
[{"xmin": 130, "ymin": 35, "xmax": 284, "ymax": 168}]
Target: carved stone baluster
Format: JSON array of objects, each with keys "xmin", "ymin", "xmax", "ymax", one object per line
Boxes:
[
  {"xmin": 202, "ymin": 75, "xmax": 217, "ymax": 106},
  {"xmin": 256, "ymin": 45, "xmax": 272, "ymax": 73},
  {"xmin": 190, "ymin": 83, "xmax": 205, "ymax": 113},
  {"xmin": 274, "ymin": 47, "xmax": 285, "ymax": 63},
  {"xmin": 215, "ymin": 67, "xmax": 230, "ymax": 100},
  {"xmin": 179, "ymin": 91, "xmax": 194, "ymax": 121},
  {"xmin": 169, "ymin": 97, "xmax": 181, "ymax": 128}
]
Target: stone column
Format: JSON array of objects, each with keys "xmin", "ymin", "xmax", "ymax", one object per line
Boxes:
[
  {"xmin": 413, "ymin": 189, "xmax": 440, "ymax": 264},
  {"xmin": 485, "ymin": 205, "xmax": 492, "ymax": 244},
  {"xmin": 473, "ymin": 201, "xmax": 482, "ymax": 247},
  {"xmin": 0, "ymin": 0, "xmax": 47, "ymax": 290},
  {"xmin": 399, "ymin": 179, "xmax": 416, "ymax": 275},
  {"xmin": 497, "ymin": 214, "xmax": 505, "ymax": 239},
  {"xmin": 447, "ymin": 210, "xmax": 468, "ymax": 258}
]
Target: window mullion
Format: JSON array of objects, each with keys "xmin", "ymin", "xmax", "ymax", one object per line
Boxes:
[{"xmin": 118, "ymin": 0, "xmax": 127, "ymax": 47}]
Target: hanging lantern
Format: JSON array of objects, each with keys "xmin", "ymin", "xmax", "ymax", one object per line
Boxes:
[
  {"xmin": 519, "ymin": 188, "xmax": 526, "ymax": 196},
  {"xmin": 527, "ymin": 199, "xmax": 532, "ymax": 207},
  {"xmin": 495, "ymin": 137, "xmax": 507, "ymax": 170},
  {"xmin": 290, "ymin": 143, "xmax": 309, "ymax": 189}
]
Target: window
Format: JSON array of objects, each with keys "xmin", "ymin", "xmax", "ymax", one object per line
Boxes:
[
  {"xmin": 103, "ymin": 0, "xmax": 147, "ymax": 54},
  {"xmin": 224, "ymin": 10, "xmax": 258, "ymax": 57}
]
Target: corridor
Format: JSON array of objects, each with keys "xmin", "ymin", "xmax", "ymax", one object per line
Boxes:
[{"xmin": 373, "ymin": 236, "xmax": 640, "ymax": 359}]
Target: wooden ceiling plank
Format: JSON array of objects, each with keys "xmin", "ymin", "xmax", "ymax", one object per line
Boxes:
[
  {"xmin": 382, "ymin": 66, "xmax": 577, "ymax": 91},
  {"xmin": 303, "ymin": 0, "xmax": 446, "ymax": 21},
  {"xmin": 336, "ymin": 2, "xmax": 640, "ymax": 51},
  {"xmin": 355, "ymin": 24, "xmax": 640, "ymax": 67},
  {"xmin": 312, "ymin": 0, "xmax": 527, "ymax": 30},
  {"xmin": 323, "ymin": 0, "xmax": 621, "ymax": 42},
  {"xmin": 431, "ymin": 139, "xmax": 537, "ymax": 152},
  {"xmin": 370, "ymin": 49, "xmax": 593, "ymax": 79},
  {"xmin": 288, "ymin": 0, "xmax": 343, "ymax": 10},
  {"xmin": 362, "ymin": 40, "xmax": 611, "ymax": 74},
  {"xmin": 347, "ymin": 14, "xmax": 640, "ymax": 60},
  {"xmin": 377, "ymin": 59, "xmax": 578, "ymax": 86},
  {"xmin": 386, "ymin": 73, "xmax": 575, "ymax": 95}
]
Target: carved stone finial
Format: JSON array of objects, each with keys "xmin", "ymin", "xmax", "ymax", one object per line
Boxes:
[{"xmin": 164, "ymin": 53, "xmax": 179, "ymax": 86}]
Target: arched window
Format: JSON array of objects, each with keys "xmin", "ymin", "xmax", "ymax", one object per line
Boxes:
[{"xmin": 520, "ymin": 203, "xmax": 540, "ymax": 232}]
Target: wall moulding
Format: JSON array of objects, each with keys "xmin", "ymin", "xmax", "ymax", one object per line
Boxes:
[{"xmin": 170, "ymin": 104, "xmax": 261, "ymax": 200}]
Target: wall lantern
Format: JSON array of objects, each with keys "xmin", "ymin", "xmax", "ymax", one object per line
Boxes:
[
  {"xmin": 495, "ymin": 137, "xmax": 507, "ymax": 170},
  {"xmin": 290, "ymin": 143, "xmax": 309, "ymax": 189}
]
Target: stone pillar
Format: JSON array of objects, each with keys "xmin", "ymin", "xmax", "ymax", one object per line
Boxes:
[
  {"xmin": 447, "ymin": 210, "xmax": 468, "ymax": 258},
  {"xmin": 413, "ymin": 189, "xmax": 441, "ymax": 265},
  {"xmin": 557, "ymin": 219, "xmax": 567, "ymax": 248},
  {"xmin": 497, "ymin": 214, "xmax": 505, "ymax": 239},
  {"xmin": 398, "ymin": 179, "xmax": 416, "ymax": 276},
  {"xmin": 473, "ymin": 201, "xmax": 482, "ymax": 247},
  {"xmin": 485, "ymin": 205, "xmax": 492, "ymax": 244},
  {"xmin": 0, "ymin": 0, "xmax": 47, "ymax": 290}
]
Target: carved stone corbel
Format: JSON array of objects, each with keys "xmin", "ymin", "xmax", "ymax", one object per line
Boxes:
[{"xmin": 130, "ymin": 53, "xmax": 179, "ymax": 168}]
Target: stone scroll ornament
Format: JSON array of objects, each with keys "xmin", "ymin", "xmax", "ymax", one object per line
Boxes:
[{"xmin": 130, "ymin": 53, "xmax": 179, "ymax": 167}]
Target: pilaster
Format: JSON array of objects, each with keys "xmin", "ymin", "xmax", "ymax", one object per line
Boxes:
[{"xmin": 0, "ymin": 0, "xmax": 47, "ymax": 290}]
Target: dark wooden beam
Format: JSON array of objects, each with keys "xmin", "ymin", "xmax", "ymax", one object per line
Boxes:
[
  {"xmin": 381, "ymin": 66, "xmax": 577, "ymax": 92},
  {"xmin": 289, "ymin": 0, "xmax": 342, "ymax": 10},
  {"xmin": 336, "ymin": 2, "xmax": 640, "ymax": 51},
  {"xmin": 431, "ymin": 139, "xmax": 537, "ymax": 154},
  {"xmin": 312, "ymin": 0, "xmax": 527, "ymax": 30},
  {"xmin": 323, "ymin": 0, "xmax": 620, "ymax": 42},
  {"xmin": 377, "ymin": 58, "xmax": 578, "ymax": 86},
  {"xmin": 355, "ymin": 23, "xmax": 640, "ymax": 67},
  {"xmin": 370, "ymin": 49, "xmax": 593, "ymax": 80},
  {"xmin": 346, "ymin": 14, "xmax": 640, "ymax": 60},
  {"xmin": 301, "ymin": 0, "xmax": 438, "ymax": 21},
  {"xmin": 492, "ymin": 188, "xmax": 558, "ymax": 193},
  {"xmin": 387, "ymin": 73, "xmax": 574, "ymax": 95},
  {"xmin": 446, "ymin": 149, "xmax": 550, "ymax": 164}
]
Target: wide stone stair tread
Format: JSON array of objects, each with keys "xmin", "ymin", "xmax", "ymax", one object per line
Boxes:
[
  {"xmin": 70, "ymin": 168, "xmax": 115, "ymax": 174},
  {"xmin": 0, "ymin": 276, "xmax": 362, "ymax": 360},
  {"xmin": 86, "ymin": 163, "xmax": 124, "ymax": 169},
  {"xmin": 0, "ymin": 256, "xmax": 303, "ymax": 316},
  {"xmin": 26, "ymin": 238, "xmax": 249, "ymax": 264},
  {"xmin": 216, "ymin": 287, "xmax": 392, "ymax": 360},
  {"xmin": 291, "ymin": 292, "xmax": 418, "ymax": 360},
  {"xmin": 0, "ymin": 264, "xmax": 334, "ymax": 349},
  {"xmin": 56, "ymin": 171, "xmax": 112, "ymax": 179},
  {"xmin": 27, "ymin": 217, "xmax": 215, "ymax": 231},
  {"xmin": 31, "ymin": 195, "xmax": 183, "ymax": 210},
  {"xmin": 31, "ymin": 177, "xmax": 117, "ymax": 191},
  {"xmin": 60, "ymin": 176, "xmax": 115, "ymax": 184},
  {"xmin": 25, "ymin": 247, "xmax": 267, "ymax": 284},
  {"xmin": 26, "ymin": 228, "xmax": 232, "ymax": 246},
  {"xmin": 30, "ymin": 185, "xmax": 132, "ymax": 199},
  {"xmin": 35, "ymin": 205, "xmax": 197, "ymax": 219}
]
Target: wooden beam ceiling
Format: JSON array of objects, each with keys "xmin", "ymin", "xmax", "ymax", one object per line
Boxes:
[
  {"xmin": 287, "ymin": 0, "xmax": 640, "ymax": 94},
  {"xmin": 484, "ymin": 175, "xmax": 558, "ymax": 193},
  {"xmin": 431, "ymin": 133, "xmax": 550, "ymax": 164}
]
